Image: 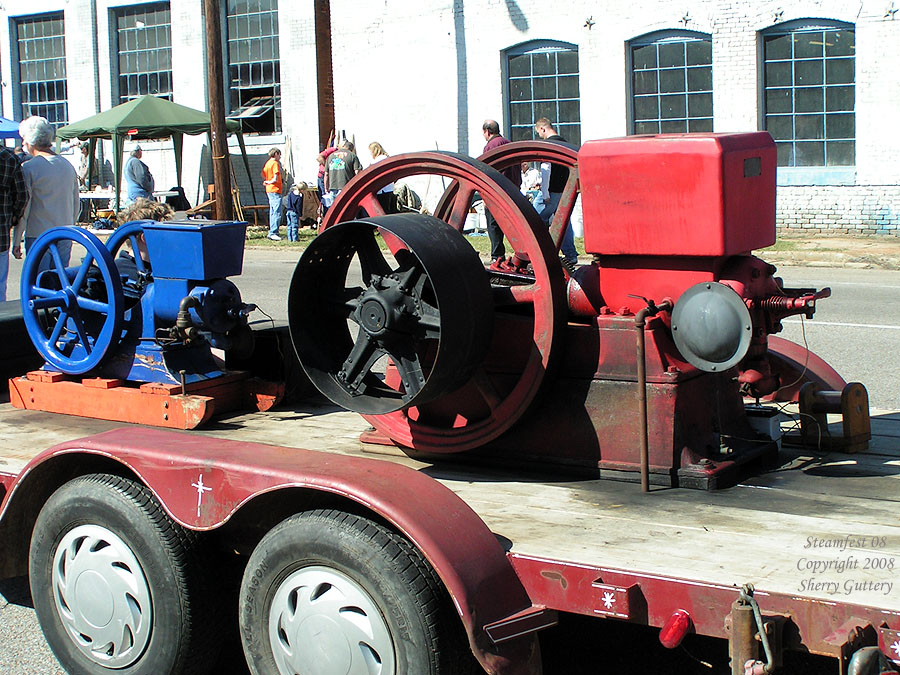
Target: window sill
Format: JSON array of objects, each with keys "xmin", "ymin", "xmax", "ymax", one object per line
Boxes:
[{"xmin": 777, "ymin": 167, "xmax": 856, "ymax": 186}]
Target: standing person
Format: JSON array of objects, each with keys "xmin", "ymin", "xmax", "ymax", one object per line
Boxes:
[
  {"xmin": 262, "ymin": 147, "xmax": 283, "ymax": 241},
  {"xmin": 284, "ymin": 182, "xmax": 304, "ymax": 242},
  {"xmin": 0, "ymin": 145, "xmax": 28, "ymax": 301},
  {"xmin": 315, "ymin": 145, "xmax": 337, "ymax": 216},
  {"xmin": 368, "ymin": 141, "xmax": 396, "ymax": 213},
  {"xmin": 325, "ymin": 141, "xmax": 362, "ymax": 203},
  {"xmin": 10, "ymin": 116, "xmax": 80, "ymax": 274},
  {"xmin": 481, "ymin": 119, "xmax": 520, "ymax": 262},
  {"xmin": 76, "ymin": 142, "xmax": 100, "ymax": 189},
  {"xmin": 534, "ymin": 117, "xmax": 578, "ymax": 266},
  {"xmin": 124, "ymin": 146, "xmax": 154, "ymax": 203}
]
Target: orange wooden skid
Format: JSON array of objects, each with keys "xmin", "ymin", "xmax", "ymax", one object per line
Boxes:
[{"xmin": 7, "ymin": 371, "xmax": 284, "ymax": 429}]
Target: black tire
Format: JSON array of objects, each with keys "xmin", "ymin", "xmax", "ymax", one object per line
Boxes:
[
  {"xmin": 29, "ymin": 473, "xmax": 221, "ymax": 675},
  {"xmin": 239, "ymin": 509, "xmax": 478, "ymax": 675}
]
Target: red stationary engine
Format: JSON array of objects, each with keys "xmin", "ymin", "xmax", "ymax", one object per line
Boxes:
[{"xmin": 289, "ymin": 132, "xmax": 842, "ymax": 489}]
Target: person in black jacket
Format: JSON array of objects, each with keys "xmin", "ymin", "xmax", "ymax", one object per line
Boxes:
[{"xmin": 534, "ymin": 117, "xmax": 578, "ymax": 265}]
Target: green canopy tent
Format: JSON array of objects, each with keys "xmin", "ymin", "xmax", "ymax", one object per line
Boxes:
[{"xmin": 56, "ymin": 95, "xmax": 256, "ymax": 211}]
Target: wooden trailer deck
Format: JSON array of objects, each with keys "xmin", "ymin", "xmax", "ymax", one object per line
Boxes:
[{"xmin": 2, "ymin": 401, "xmax": 899, "ymax": 621}]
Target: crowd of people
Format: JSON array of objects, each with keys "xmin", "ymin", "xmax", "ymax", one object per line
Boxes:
[{"xmin": 0, "ymin": 112, "xmax": 580, "ymax": 302}]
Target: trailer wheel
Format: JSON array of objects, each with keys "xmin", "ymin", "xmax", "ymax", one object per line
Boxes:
[
  {"xmin": 29, "ymin": 473, "xmax": 220, "ymax": 675},
  {"xmin": 239, "ymin": 509, "xmax": 477, "ymax": 675}
]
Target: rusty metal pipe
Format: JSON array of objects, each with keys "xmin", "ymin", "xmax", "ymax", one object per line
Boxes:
[{"xmin": 635, "ymin": 299, "xmax": 672, "ymax": 493}]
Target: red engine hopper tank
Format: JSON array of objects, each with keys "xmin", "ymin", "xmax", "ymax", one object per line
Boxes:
[{"xmin": 578, "ymin": 132, "xmax": 777, "ymax": 316}]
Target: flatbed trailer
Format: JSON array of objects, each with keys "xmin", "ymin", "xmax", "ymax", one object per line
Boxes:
[{"xmin": 1, "ymin": 401, "xmax": 898, "ymax": 675}]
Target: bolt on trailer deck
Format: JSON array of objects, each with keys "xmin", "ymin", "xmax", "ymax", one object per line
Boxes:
[{"xmin": 1, "ymin": 402, "xmax": 899, "ymax": 675}]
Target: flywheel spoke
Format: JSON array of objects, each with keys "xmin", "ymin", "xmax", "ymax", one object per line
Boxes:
[
  {"xmin": 49, "ymin": 243, "xmax": 69, "ymax": 285},
  {"xmin": 69, "ymin": 314, "xmax": 93, "ymax": 354},
  {"xmin": 417, "ymin": 303, "xmax": 441, "ymax": 339},
  {"xmin": 75, "ymin": 296, "xmax": 111, "ymax": 314},
  {"xmin": 548, "ymin": 170, "xmax": 579, "ymax": 247},
  {"xmin": 446, "ymin": 182, "xmax": 476, "ymax": 232},
  {"xmin": 355, "ymin": 230, "xmax": 392, "ymax": 285},
  {"xmin": 337, "ymin": 286, "xmax": 365, "ymax": 319},
  {"xmin": 341, "ymin": 332, "xmax": 384, "ymax": 392},
  {"xmin": 471, "ymin": 367, "xmax": 503, "ymax": 412},
  {"xmin": 48, "ymin": 310, "xmax": 69, "ymax": 347},
  {"xmin": 128, "ymin": 235, "xmax": 149, "ymax": 274},
  {"xmin": 69, "ymin": 254, "xmax": 95, "ymax": 295},
  {"xmin": 360, "ymin": 192, "xmax": 386, "ymax": 218},
  {"xmin": 392, "ymin": 339, "xmax": 427, "ymax": 399}
]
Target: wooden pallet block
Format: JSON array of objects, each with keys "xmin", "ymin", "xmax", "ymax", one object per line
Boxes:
[{"xmin": 8, "ymin": 371, "xmax": 284, "ymax": 430}]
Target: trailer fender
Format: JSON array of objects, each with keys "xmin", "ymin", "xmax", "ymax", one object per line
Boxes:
[
  {"xmin": 765, "ymin": 335, "xmax": 847, "ymax": 402},
  {"xmin": 2, "ymin": 427, "xmax": 543, "ymax": 675}
]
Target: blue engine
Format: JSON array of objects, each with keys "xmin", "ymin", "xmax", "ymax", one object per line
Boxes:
[{"xmin": 20, "ymin": 220, "xmax": 255, "ymax": 385}]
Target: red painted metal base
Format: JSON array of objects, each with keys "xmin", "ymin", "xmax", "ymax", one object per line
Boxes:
[{"xmin": 8, "ymin": 370, "xmax": 283, "ymax": 429}]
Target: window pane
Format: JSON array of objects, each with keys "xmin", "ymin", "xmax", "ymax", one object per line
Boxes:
[
  {"xmin": 794, "ymin": 87, "xmax": 823, "ymax": 113},
  {"xmin": 766, "ymin": 115, "xmax": 793, "ymax": 141},
  {"xmin": 687, "ymin": 92, "xmax": 712, "ymax": 117},
  {"xmin": 688, "ymin": 117, "xmax": 713, "ymax": 132},
  {"xmin": 766, "ymin": 34, "xmax": 792, "ymax": 60},
  {"xmin": 766, "ymin": 88, "xmax": 793, "ymax": 113},
  {"xmin": 659, "ymin": 69, "xmax": 685, "ymax": 93},
  {"xmin": 825, "ymin": 30, "xmax": 854, "ymax": 57},
  {"xmin": 825, "ymin": 85, "xmax": 854, "ymax": 111},
  {"xmin": 559, "ymin": 124, "xmax": 580, "ymax": 146},
  {"xmin": 795, "ymin": 141, "xmax": 825, "ymax": 166},
  {"xmin": 826, "ymin": 140, "xmax": 854, "ymax": 165},
  {"xmin": 634, "ymin": 70, "xmax": 657, "ymax": 95},
  {"xmin": 510, "ymin": 102, "xmax": 532, "ymax": 125},
  {"xmin": 510, "ymin": 126, "xmax": 531, "ymax": 142},
  {"xmin": 826, "ymin": 113, "xmax": 854, "ymax": 139},
  {"xmin": 661, "ymin": 120, "xmax": 687, "ymax": 133},
  {"xmin": 687, "ymin": 66, "xmax": 711, "ymax": 91},
  {"xmin": 826, "ymin": 58, "xmax": 854, "ymax": 84},
  {"xmin": 558, "ymin": 99, "xmax": 580, "ymax": 123},
  {"xmin": 686, "ymin": 40, "xmax": 711, "ymax": 66},
  {"xmin": 532, "ymin": 52, "xmax": 553, "ymax": 75},
  {"xmin": 557, "ymin": 50, "xmax": 578, "ymax": 74},
  {"xmin": 557, "ymin": 75, "xmax": 579, "ymax": 98},
  {"xmin": 509, "ymin": 54, "xmax": 530, "ymax": 77},
  {"xmin": 795, "ymin": 60, "xmax": 823, "ymax": 86},
  {"xmin": 658, "ymin": 42, "xmax": 685, "ymax": 67},
  {"xmin": 634, "ymin": 96, "xmax": 659, "ymax": 120},
  {"xmin": 766, "ymin": 61, "xmax": 792, "ymax": 86},
  {"xmin": 633, "ymin": 45, "xmax": 657, "ymax": 69},
  {"xmin": 509, "ymin": 78, "xmax": 531, "ymax": 101},
  {"xmin": 776, "ymin": 142, "xmax": 793, "ymax": 165},
  {"xmin": 795, "ymin": 114, "xmax": 824, "ymax": 139},
  {"xmin": 793, "ymin": 31, "xmax": 823, "ymax": 59},
  {"xmin": 635, "ymin": 121, "xmax": 659, "ymax": 135},
  {"xmin": 533, "ymin": 77, "xmax": 555, "ymax": 100},
  {"xmin": 660, "ymin": 94, "xmax": 686, "ymax": 118}
]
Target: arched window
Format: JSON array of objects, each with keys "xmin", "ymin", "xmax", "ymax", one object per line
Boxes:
[
  {"xmin": 505, "ymin": 40, "xmax": 580, "ymax": 144},
  {"xmin": 14, "ymin": 13, "xmax": 68, "ymax": 125},
  {"xmin": 628, "ymin": 30, "xmax": 713, "ymax": 135},
  {"xmin": 762, "ymin": 19, "xmax": 855, "ymax": 168}
]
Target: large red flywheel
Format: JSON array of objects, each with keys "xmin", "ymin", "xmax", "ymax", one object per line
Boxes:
[{"xmin": 290, "ymin": 151, "xmax": 567, "ymax": 453}]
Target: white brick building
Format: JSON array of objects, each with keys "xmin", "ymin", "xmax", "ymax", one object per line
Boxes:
[{"xmin": 1, "ymin": 0, "xmax": 898, "ymax": 235}]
